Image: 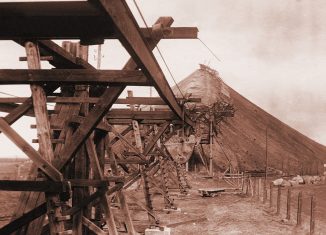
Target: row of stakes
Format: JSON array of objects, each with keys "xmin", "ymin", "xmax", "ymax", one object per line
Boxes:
[{"xmin": 244, "ymin": 177, "xmax": 317, "ymax": 235}]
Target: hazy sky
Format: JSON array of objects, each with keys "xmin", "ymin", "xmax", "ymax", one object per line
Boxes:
[{"xmin": 1, "ymin": 0, "xmax": 326, "ymax": 156}]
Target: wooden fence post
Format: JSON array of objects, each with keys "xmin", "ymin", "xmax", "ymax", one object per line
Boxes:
[
  {"xmin": 252, "ymin": 177, "xmax": 256, "ymax": 198},
  {"xmin": 263, "ymin": 179, "xmax": 267, "ymax": 204},
  {"xmin": 276, "ymin": 186, "xmax": 281, "ymax": 215},
  {"xmin": 257, "ymin": 178, "xmax": 261, "ymax": 201},
  {"xmin": 286, "ymin": 188, "xmax": 291, "ymax": 220},
  {"xmin": 269, "ymin": 183, "xmax": 273, "ymax": 208},
  {"xmin": 310, "ymin": 195, "xmax": 316, "ymax": 235},
  {"xmin": 297, "ymin": 191, "xmax": 302, "ymax": 226}
]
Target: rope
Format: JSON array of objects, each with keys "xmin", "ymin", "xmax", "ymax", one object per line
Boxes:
[
  {"xmin": 132, "ymin": 0, "xmax": 185, "ymax": 99},
  {"xmin": 198, "ymin": 37, "xmax": 222, "ymax": 62},
  {"xmin": 0, "ymin": 91, "xmax": 55, "ymax": 107},
  {"xmin": 0, "ymin": 91, "xmax": 19, "ymax": 97}
]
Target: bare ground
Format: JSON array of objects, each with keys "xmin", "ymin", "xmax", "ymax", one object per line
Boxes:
[{"xmin": 0, "ymin": 160, "xmax": 325, "ymax": 235}]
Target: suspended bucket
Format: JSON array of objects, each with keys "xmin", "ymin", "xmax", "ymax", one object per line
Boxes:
[{"xmin": 164, "ymin": 135, "xmax": 197, "ymax": 164}]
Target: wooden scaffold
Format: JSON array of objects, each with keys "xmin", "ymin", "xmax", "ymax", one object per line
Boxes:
[{"xmin": 0, "ymin": 1, "xmax": 200, "ymax": 234}]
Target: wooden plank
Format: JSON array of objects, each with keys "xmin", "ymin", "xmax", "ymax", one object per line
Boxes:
[
  {"xmin": 132, "ymin": 120, "xmax": 143, "ymax": 152},
  {"xmin": 0, "ymin": 69, "xmax": 149, "ymax": 85},
  {"xmin": 0, "ymin": 97, "xmax": 200, "ymax": 105},
  {"xmin": 0, "ymin": 0, "xmax": 197, "ymax": 40},
  {"xmin": 0, "ymin": 14, "xmax": 197, "ymax": 40},
  {"xmin": 0, "ymin": 118, "xmax": 62, "ymax": 181},
  {"xmin": 0, "ymin": 180, "xmax": 68, "ymax": 192},
  {"xmin": 166, "ymin": 217, "xmax": 207, "ymax": 228},
  {"xmin": 141, "ymin": 27, "xmax": 198, "ymax": 39},
  {"xmin": 94, "ymin": 0, "xmax": 194, "ymax": 126},
  {"xmin": 0, "ymin": 203, "xmax": 47, "ymax": 235}
]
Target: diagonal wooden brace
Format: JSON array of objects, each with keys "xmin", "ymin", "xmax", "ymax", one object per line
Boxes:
[{"xmin": 0, "ymin": 118, "xmax": 62, "ymax": 181}]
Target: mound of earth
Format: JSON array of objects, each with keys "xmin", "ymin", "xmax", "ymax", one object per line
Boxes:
[{"xmin": 173, "ymin": 64, "xmax": 326, "ymax": 174}]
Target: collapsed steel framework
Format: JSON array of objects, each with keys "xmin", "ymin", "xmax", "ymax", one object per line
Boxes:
[{"xmin": 0, "ymin": 1, "xmax": 201, "ymax": 234}]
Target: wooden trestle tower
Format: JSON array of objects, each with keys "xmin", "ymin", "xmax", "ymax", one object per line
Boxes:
[{"xmin": 0, "ymin": 1, "xmax": 198, "ymax": 234}]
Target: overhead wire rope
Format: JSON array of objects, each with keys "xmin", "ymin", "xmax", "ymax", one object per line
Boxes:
[{"xmin": 132, "ymin": 0, "xmax": 186, "ymax": 99}]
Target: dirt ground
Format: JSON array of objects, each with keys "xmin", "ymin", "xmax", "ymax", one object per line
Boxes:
[
  {"xmin": 141, "ymin": 173, "xmax": 326, "ymax": 235},
  {"xmin": 0, "ymin": 160, "xmax": 325, "ymax": 235}
]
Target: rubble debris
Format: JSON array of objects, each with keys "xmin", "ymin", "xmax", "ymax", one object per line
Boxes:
[
  {"xmin": 198, "ymin": 188, "xmax": 225, "ymax": 197},
  {"xmin": 145, "ymin": 226, "xmax": 171, "ymax": 235}
]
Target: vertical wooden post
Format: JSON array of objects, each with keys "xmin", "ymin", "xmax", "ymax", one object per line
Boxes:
[
  {"xmin": 269, "ymin": 183, "xmax": 273, "ymax": 208},
  {"xmin": 108, "ymin": 144, "xmax": 136, "ymax": 235},
  {"xmin": 263, "ymin": 180, "xmax": 267, "ymax": 204},
  {"xmin": 253, "ymin": 178, "xmax": 256, "ymax": 198},
  {"xmin": 297, "ymin": 191, "xmax": 302, "ymax": 226},
  {"xmin": 25, "ymin": 41, "xmax": 65, "ymax": 235},
  {"xmin": 276, "ymin": 186, "xmax": 281, "ymax": 215},
  {"xmin": 265, "ymin": 127, "xmax": 268, "ymax": 180},
  {"xmin": 310, "ymin": 195, "xmax": 316, "ymax": 235},
  {"xmin": 70, "ymin": 42, "xmax": 90, "ymax": 235},
  {"xmin": 209, "ymin": 120, "xmax": 213, "ymax": 176},
  {"xmin": 257, "ymin": 178, "xmax": 262, "ymax": 201},
  {"xmin": 286, "ymin": 189, "xmax": 291, "ymax": 220},
  {"xmin": 86, "ymin": 139, "xmax": 118, "ymax": 235}
]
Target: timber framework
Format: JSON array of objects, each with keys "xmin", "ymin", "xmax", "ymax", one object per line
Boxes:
[{"xmin": 0, "ymin": 1, "xmax": 204, "ymax": 234}]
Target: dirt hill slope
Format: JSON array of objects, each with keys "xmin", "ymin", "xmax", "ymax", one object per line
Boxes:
[{"xmin": 173, "ymin": 65, "xmax": 326, "ymax": 174}]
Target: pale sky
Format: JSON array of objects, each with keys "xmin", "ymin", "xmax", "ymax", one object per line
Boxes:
[{"xmin": 1, "ymin": 0, "xmax": 326, "ymax": 156}]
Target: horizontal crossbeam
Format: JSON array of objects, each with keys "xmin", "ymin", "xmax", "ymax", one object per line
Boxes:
[
  {"xmin": 0, "ymin": 179, "xmax": 124, "ymax": 192},
  {"xmin": 107, "ymin": 109, "xmax": 177, "ymax": 120},
  {"xmin": 0, "ymin": 69, "xmax": 150, "ymax": 86},
  {"xmin": 0, "ymin": 96, "xmax": 201, "ymax": 105}
]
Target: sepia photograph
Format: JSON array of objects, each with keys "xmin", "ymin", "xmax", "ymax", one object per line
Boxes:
[{"xmin": 0, "ymin": 0, "xmax": 325, "ymax": 234}]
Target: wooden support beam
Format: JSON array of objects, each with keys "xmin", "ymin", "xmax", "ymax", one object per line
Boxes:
[
  {"xmin": 107, "ymin": 119, "xmax": 183, "ymax": 125},
  {"xmin": 107, "ymin": 109, "xmax": 177, "ymax": 120},
  {"xmin": 69, "ymin": 116, "xmax": 111, "ymax": 132},
  {"xmin": 107, "ymin": 144, "xmax": 137, "ymax": 235},
  {"xmin": 82, "ymin": 216, "xmax": 106, "ymax": 235},
  {"xmin": 143, "ymin": 122, "xmax": 170, "ymax": 155},
  {"xmin": 0, "ymin": 118, "xmax": 62, "ymax": 181},
  {"xmin": 0, "ymin": 96, "xmax": 201, "ymax": 105},
  {"xmin": 0, "ymin": 203, "xmax": 47, "ymax": 235},
  {"xmin": 0, "ymin": 69, "xmax": 150, "ymax": 86},
  {"xmin": 0, "ymin": 15, "xmax": 198, "ymax": 40},
  {"xmin": 85, "ymin": 138, "xmax": 119, "ymax": 235},
  {"xmin": 0, "ymin": 180, "xmax": 70, "ymax": 192},
  {"xmin": 105, "ymin": 157, "xmax": 148, "ymax": 165},
  {"xmin": 62, "ymin": 187, "xmax": 108, "ymax": 216},
  {"xmin": 0, "ymin": 0, "xmax": 198, "ymax": 41},
  {"xmin": 25, "ymin": 41, "xmax": 65, "ymax": 235},
  {"xmin": 109, "ymin": 124, "xmax": 146, "ymax": 160},
  {"xmin": 110, "ymin": 125, "xmax": 133, "ymax": 146},
  {"xmin": 1, "ymin": 39, "xmax": 91, "ymax": 131},
  {"xmin": 54, "ymin": 86, "xmax": 124, "ymax": 169},
  {"xmin": 93, "ymin": 0, "xmax": 194, "ymax": 126},
  {"xmin": 52, "ymin": 16, "xmax": 176, "ymax": 172},
  {"xmin": 141, "ymin": 27, "xmax": 198, "ymax": 39}
]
